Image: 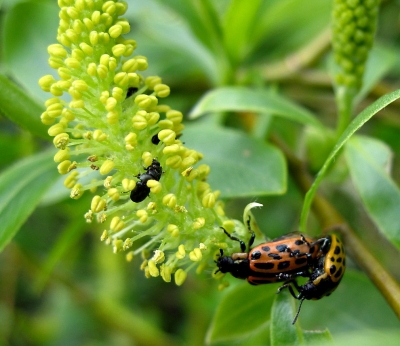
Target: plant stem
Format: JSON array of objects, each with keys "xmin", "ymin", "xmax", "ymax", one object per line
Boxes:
[
  {"xmin": 271, "ymin": 134, "xmax": 400, "ymax": 320},
  {"xmin": 335, "ymin": 86, "xmax": 357, "ymax": 136}
]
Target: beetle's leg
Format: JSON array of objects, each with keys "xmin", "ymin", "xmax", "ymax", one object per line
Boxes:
[{"xmin": 220, "ymin": 227, "xmax": 247, "ymax": 252}]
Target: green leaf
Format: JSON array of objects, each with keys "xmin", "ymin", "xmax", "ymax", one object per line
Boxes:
[
  {"xmin": 128, "ymin": 1, "xmax": 217, "ymax": 84},
  {"xmin": 300, "ymin": 89, "xmax": 400, "ymax": 232},
  {"xmin": 270, "ymin": 291, "xmax": 302, "ymax": 345},
  {"xmin": 206, "ymin": 282, "xmax": 276, "ymax": 344},
  {"xmin": 0, "ymin": 74, "xmax": 48, "ymax": 139},
  {"xmin": 0, "ymin": 150, "xmax": 59, "ymax": 252},
  {"xmin": 184, "ymin": 125, "xmax": 286, "ymax": 198},
  {"xmin": 222, "ymin": 0, "xmax": 262, "ymax": 64},
  {"xmin": 153, "ymin": 0, "xmax": 222, "ymax": 53},
  {"xmin": 303, "ymin": 330, "xmax": 333, "ymax": 345},
  {"xmin": 270, "ymin": 291, "xmax": 332, "ymax": 346},
  {"xmin": 299, "ymin": 269, "xmax": 399, "ymax": 331},
  {"xmin": 2, "ymin": 1, "xmax": 59, "ymax": 102},
  {"xmin": 189, "ymin": 87, "xmax": 323, "ymax": 129},
  {"xmin": 356, "ymin": 45, "xmax": 398, "ymax": 104},
  {"xmin": 345, "ymin": 136, "xmax": 400, "ymax": 248}
]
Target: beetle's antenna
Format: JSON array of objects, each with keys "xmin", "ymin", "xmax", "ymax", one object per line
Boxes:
[{"xmin": 292, "ymin": 298, "xmax": 305, "ymax": 324}]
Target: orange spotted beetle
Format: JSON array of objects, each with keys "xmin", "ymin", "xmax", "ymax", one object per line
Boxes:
[{"xmin": 216, "ymin": 228, "xmax": 322, "ymax": 285}]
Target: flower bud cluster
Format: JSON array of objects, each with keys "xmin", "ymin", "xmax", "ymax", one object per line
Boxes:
[{"xmin": 39, "ymin": 0, "xmax": 248, "ymax": 286}]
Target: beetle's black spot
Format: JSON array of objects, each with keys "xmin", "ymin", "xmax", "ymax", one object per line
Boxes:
[
  {"xmin": 251, "ymin": 251, "xmax": 262, "ymax": 260},
  {"xmin": 295, "ymin": 257, "xmax": 307, "ymax": 265},
  {"xmin": 291, "ymin": 249, "xmax": 300, "ymax": 257},
  {"xmin": 294, "ymin": 239, "xmax": 304, "ymax": 245},
  {"xmin": 277, "ymin": 261, "xmax": 290, "ymax": 270},
  {"xmin": 335, "ymin": 267, "xmax": 343, "ymax": 278},
  {"xmin": 261, "ymin": 246, "xmax": 270, "ymax": 252},
  {"xmin": 334, "ymin": 245, "xmax": 341, "ymax": 255},
  {"xmin": 337, "ymin": 257, "xmax": 342, "ymax": 263},
  {"xmin": 253, "ymin": 262, "xmax": 274, "ymax": 270},
  {"xmin": 268, "ymin": 253, "xmax": 282, "ymax": 260},
  {"xmin": 276, "ymin": 244, "xmax": 288, "ymax": 252},
  {"xmin": 330, "ymin": 256, "xmax": 335, "ymax": 262},
  {"xmin": 329, "ymin": 265, "xmax": 337, "ymax": 275}
]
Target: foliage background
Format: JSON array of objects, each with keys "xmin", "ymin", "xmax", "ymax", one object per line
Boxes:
[{"xmin": 1, "ymin": 0, "xmax": 400, "ymax": 345}]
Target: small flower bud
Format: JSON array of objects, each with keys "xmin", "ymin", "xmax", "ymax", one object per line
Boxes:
[
  {"xmin": 126, "ymin": 251, "xmax": 134, "ymax": 262},
  {"xmin": 57, "ymin": 160, "xmax": 71, "ymax": 174},
  {"xmin": 123, "ymin": 238, "xmax": 133, "ymax": 251},
  {"xmin": 189, "ymin": 248, "xmax": 202, "ymax": 262},
  {"xmin": 99, "ymin": 160, "xmax": 115, "ymax": 175},
  {"xmin": 167, "ymin": 224, "xmax": 179, "ymax": 237},
  {"xmin": 158, "ymin": 129, "xmax": 176, "ymax": 145},
  {"xmin": 54, "ymin": 149, "xmax": 70, "ymax": 162},
  {"xmin": 122, "ymin": 178, "xmax": 136, "ymax": 191},
  {"xmin": 145, "ymin": 76, "xmax": 162, "ymax": 89},
  {"xmin": 166, "ymin": 155, "xmax": 182, "ymax": 169},
  {"xmin": 53, "ymin": 133, "xmax": 69, "ymax": 149},
  {"xmin": 113, "ymin": 239, "xmax": 123, "ymax": 253},
  {"xmin": 110, "ymin": 216, "xmax": 125, "ymax": 232},
  {"xmin": 152, "ymin": 250, "xmax": 165, "ymax": 264},
  {"xmin": 132, "ymin": 114, "xmax": 147, "ymax": 130},
  {"xmin": 154, "ymin": 84, "xmax": 170, "ymax": 98},
  {"xmin": 70, "ymin": 184, "xmax": 84, "ymax": 199},
  {"xmin": 148, "ymin": 260, "xmax": 159, "ymax": 277},
  {"xmin": 176, "ymin": 244, "xmax": 186, "ymax": 259},
  {"xmin": 193, "ymin": 218, "xmax": 205, "ymax": 230},
  {"xmin": 160, "ymin": 264, "xmax": 171, "ymax": 282},
  {"xmin": 174, "ymin": 269, "xmax": 187, "ymax": 286},
  {"xmin": 137, "ymin": 209, "xmax": 148, "ymax": 223},
  {"xmin": 48, "ymin": 123, "xmax": 66, "ymax": 136},
  {"xmin": 162, "ymin": 194, "xmax": 177, "ymax": 208},
  {"xmin": 202, "ymin": 192, "xmax": 216, "ymax": 208},
  {"xmin": 100, "ymin": 230, "xmax": 108, "ymax": 241},
  {"xmin": 141, "ymin": 152, "xmax": 153, "ymax": 167},
  {"xmin": 107, "ymin": 188, "xmax": 120, "ymax": 201},
  {"xmin": 91, "ymin": 195, "xmax": 107, "ymax": 213},
  {"xmin": 64, "ymin": 171, "xmax": 79, "ymax": 188}
]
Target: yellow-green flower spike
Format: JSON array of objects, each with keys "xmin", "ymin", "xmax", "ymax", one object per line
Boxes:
[{"xmin": 39, "ymin": 0, "xmax": 253, "ymax": 287}]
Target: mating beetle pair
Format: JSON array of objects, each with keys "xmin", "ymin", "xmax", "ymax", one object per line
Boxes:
[
  {"xmin": 216, "ymin": 227, "xmax": 345, "ymax": 324},
  {"xmin": 130, "ymin": 159, "xmax": 163, "ymax": 203}
]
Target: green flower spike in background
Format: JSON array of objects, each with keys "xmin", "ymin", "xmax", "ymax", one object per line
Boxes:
[
  {"xmin": 332, "ymin": 0, "xmax": 380, "ymax": 135},
  {"xmin": 38, "ymin": 0, "xmax": 251, "ymax": 287}
]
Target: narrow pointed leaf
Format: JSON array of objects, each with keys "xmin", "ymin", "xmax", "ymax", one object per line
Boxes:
[
  {"xmin": 0, "ymin": 150, "xmax": 59, "ymax": 252},
  {"xmin": 300, "ymin": 89, "xmax": 400, "ymax": 231},
  {"xmin": 189, "ymin": 87, "xmax": 323, "ymax": 129},
  {"xmin": 0, "ymin": 74, "xmax": 48, "ymax": 139}
]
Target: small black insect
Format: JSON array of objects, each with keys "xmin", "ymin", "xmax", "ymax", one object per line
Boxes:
[
  {"xmin": 151, "ymin": 133, "xmax": 160, "ymax": 145},
  {"xmin": 126, "ymin": 87, "xmax": 138, "ymax": 99},
  {"xmin": 130, "ymin": 159, "xmax": 163, "ymax": 203}
]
